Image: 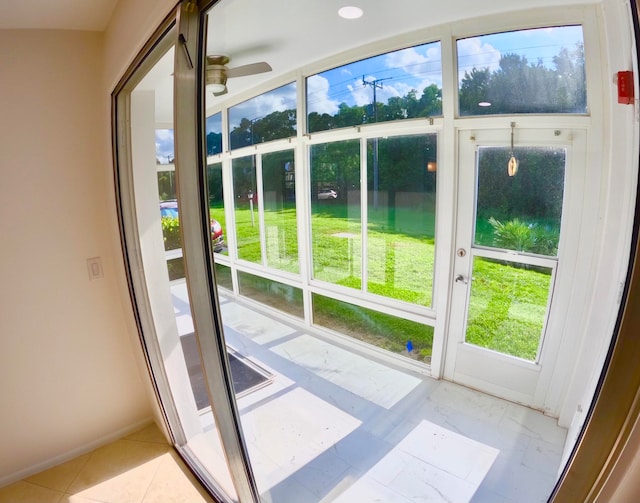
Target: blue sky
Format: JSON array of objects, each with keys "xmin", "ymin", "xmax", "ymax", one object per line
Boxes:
[
  {"xmin": 457, "ymin": 25, "xmax": 584, "ymax": 78},
  {"xmin": 158, "ymin": 25, "xmax": 584, "ymax": 159}
]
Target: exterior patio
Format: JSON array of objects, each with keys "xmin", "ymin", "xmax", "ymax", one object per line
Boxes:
[{"xmin": 171, "ymin": 279, "xmax": 567, "ymax": 503}]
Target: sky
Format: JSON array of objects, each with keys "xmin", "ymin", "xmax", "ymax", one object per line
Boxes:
[{"xmin": 157, "ymin": 25, "xmax": 584, "ymax": 159}]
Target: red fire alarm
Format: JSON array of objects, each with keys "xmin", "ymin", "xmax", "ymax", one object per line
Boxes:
[{"xmin": 617, "ymin": 71, "xmax": 634, "ymax": 104}]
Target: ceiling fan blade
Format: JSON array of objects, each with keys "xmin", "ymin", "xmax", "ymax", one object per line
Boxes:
[{"xmin": 226, "ymin": 62, "xmax": 272, "ymax": 78}]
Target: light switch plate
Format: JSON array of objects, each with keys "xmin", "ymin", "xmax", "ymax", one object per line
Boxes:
[{"xmin": 87, "ymin": 257, "xmax": 104, "ymax": 280}]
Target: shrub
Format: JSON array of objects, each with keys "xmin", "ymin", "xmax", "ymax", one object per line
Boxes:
[
  {"xmin": 161, "ymin": 216, "xmax": 181, "ymax": 250},
  {"xmin": 488, "ymin": 217, "xmax": 558, "ymax": 256}
]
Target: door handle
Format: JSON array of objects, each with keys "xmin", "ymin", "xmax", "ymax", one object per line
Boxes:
[{"xmin": 455, "ymin": 274, "xmax": 468, "ymax": 285}]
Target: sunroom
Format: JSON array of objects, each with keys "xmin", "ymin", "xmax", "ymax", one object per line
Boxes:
[{"xmin": 113, "ymin": 0, "xmax": 638, "ymax": 501}]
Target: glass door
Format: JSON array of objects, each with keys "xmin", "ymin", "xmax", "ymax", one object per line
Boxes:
[
  {"xmin": 113, "ymin": 8, "xmax": 245, "ymax": 501},
  {"xmin": 446, "ymin": 127, "xmax": 583, "ymax": 408}
]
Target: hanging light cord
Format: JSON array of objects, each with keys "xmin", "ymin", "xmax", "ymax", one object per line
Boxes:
[{"xmin": 508, "ymin": 122, "xmax": 519, "ymax": 177}]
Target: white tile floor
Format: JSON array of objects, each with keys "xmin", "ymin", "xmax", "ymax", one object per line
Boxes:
[{"xmin": 171, "ymin": 281, "xmax": 567, "ymax": 503}]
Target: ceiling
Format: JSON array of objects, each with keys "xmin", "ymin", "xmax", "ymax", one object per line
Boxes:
[
  {"xmin": 203, "ymin": 0, "xmax": 595, "ymax": 120},
  {"xmin": 3, "ymin": 0, "xmax": 597, "ymax": 123}
]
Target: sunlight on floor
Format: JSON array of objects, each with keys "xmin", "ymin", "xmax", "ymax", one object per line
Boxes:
[{"xmin": 0, "ymin": 423, "xmax": 215, "ymax": 503}]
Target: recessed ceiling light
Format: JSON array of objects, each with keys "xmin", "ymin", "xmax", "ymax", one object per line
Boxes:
[
  {"xmin": 338, "ymin": 6, "xmax": 363, "ymax": 19},
  {"xmin": 478, "ymin": 101, "xmax": 492, "ymax": 107}
]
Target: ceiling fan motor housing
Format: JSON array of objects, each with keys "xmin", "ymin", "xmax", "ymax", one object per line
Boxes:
[{"xmin": 205, "ymin": 55, "xmax": 229, "ymax": 88}]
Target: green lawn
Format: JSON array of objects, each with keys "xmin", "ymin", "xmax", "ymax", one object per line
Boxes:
[
  {"xmin": 210, "ymin": 201, "xmax": 552, "ymax": 361},
  {"xmin": 465, "ymin": 257, "xmax": 552, "ymax": 360}
]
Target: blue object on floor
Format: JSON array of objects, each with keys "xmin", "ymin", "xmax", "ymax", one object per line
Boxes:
[{"xmin": 406, "ymin": 340, "xmax": 413, "ymax": 352}]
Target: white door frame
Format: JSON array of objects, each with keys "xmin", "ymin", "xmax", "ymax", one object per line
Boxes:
[{"xmin": 443, "ymin": 125, "xmax": 589, "ymax": 411}]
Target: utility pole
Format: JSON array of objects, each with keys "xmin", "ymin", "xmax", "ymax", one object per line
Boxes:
[{"xmin": 362, "ymin": 76, "xmax": 391, "ymax": 208}]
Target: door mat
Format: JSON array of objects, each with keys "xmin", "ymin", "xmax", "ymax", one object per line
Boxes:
[{"xmin": 180, "ymin": 333, "xmax": 272, "ymax": 410}]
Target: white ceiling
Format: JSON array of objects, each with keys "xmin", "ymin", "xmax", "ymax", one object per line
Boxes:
[{"xmin": 3, "ymin": 0, "xmax": 598, "ymax": 123}]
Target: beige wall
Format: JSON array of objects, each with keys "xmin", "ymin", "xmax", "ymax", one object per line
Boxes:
[{"xmin": 0, "ymin": 20, "xmax": 166, "ymax": 484}]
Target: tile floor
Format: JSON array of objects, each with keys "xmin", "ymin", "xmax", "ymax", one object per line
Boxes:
[
  {"xmin": 3, "ymin": 281, "xmax": 568, "ymax": 503},
  {"xmin": 171, "ymin": 281, "xmax": 569, "ymax": 503},
  {"xmin": 0, "ymin": 423, "xmax": 216, "ymax": 503}
]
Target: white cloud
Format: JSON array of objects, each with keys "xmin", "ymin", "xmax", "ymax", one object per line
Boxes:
[
  {"xmin": 385, "ymin": 47, "xmax": 429, "ymax": 72},
  {"xmin": 307, "ymin": 74, "xmax": 340, "ymax": 115},
  {"xmin": 340, "ymin": 67, "xmax": 353, "ymax": 78},
  {"xmin": 349, "ymin": 78, "xmax": 374, "ymax": 107},
  {"xmin": 155, "ymin": 129, "xmax": 174, "ymax": 161},
  {"xmin": 229, "ymin": 84, "xmax": 298, "ymax": 127},
  {"xmin": 457, "ymin": 37, "xmax": 501, "ymax": 76}
]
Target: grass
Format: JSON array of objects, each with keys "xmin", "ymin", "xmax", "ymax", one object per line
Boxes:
[
  {"xmin": 310, "ymin": 202, "xmax": 435, "ymax": 306},
  {"xmin": 465, "ymin": 257, "xmax": 552, "ymax": 360},
  {"xmin": 210, "ymin": 201, "xmax": 553, "ymax": 361},
  {"xmin": 312, "ymin": 293, "xmax": 434, "ymax": 363}
]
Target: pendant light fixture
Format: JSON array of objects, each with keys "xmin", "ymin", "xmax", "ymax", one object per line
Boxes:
[{"xmin": 508, "ymin": 122, "xmax": 518, "ymax": 177}]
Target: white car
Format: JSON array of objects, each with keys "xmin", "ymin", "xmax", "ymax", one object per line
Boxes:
[{"xmin": 318, "ymin": 189, "xmax": 338, "ymax": 200}]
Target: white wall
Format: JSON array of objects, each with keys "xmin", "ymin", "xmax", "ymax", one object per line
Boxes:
[{"xmin": 0, "ymin": 28, "xmax": 153, "ymax": 484}]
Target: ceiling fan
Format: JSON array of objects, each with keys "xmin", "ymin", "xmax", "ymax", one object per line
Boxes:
[{"xmin": 205, "ymin": 55, "xmax": 272, "ymax": 96}]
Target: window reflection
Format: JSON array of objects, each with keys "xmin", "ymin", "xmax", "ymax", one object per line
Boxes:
[
  {"xmin": 206, "ymin": 113, "xmax": 223, "ymax": 155},
  {"xmin": 307, "ymin": 41, "xmax": 442, "ymax": 133},
  {"xmin": 367, "ymin": 134, "xmax": 437, "ymax": 306},
  {"xmin": 232, "ymin": 155, "xmax": 260, "ymax": 263},
  {"xmin": 228, "ymin": 83, "xmax": 297, "ymax": 149},
  {"xmin": 310, "ymin": 140, "xmax": 362, "ymax": 288},
  {"xmin": 474, "ymin": 146, "xmax": 566, "ymax": 256},
  {"xmin": 262, "ymin": 150, "xmax": 299, "ymax": 273},
  {"xmin": 207, "ymin": 162, "xmax": 227, "ymax": 256},
  {"xmin": 458, "ymin": 26, "xmax": 586, "ymax": 115}
]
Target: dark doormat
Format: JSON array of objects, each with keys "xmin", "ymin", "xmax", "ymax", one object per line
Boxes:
[{"xmin": 180, "ymin": 333, "xmax": 272, "ymax": 410}]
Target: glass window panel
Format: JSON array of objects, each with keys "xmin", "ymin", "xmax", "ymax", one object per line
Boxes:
[
  {"xmin": 458, "ymin": 26, "xmax": 586, "ymax": 115},
  {"xmin": 307, "ymin": 42, "xmax": 442, "ymax": 133},
  {"xmin": 214, "ymin": 262, "xmax": 233, "ymax": 291},
  {"xmin": 465, "ymin": 256, "xmax": 553, "ymax": 360},
  {"xmin": 228, "ymin": 83, "xmax": 297, "ymax": 149},
  {"xmin": 475, "ymin": 146, "xmax": 566, "ymax": 257},
  {"xmin": 157, "ymin": 169, "xmax": 176, "ymax": 202},
  {"xmin": 122, "ymin": 42, "xmax": 236, "ymax": 500},
  {"xmin": 207, "ymin": 162, "xmax": 227, "ymax": 255},
  {"xmin": 232, "ymin": 155, "xmax": 261, "ymax": 263},
  {"xmin": 367, "ymin": 134, "xmax": 437, "ymax": 306},
  {"xmin": 262, "ymin": 150, "xmax": 299, "ymax": 273},
  {"xmin": 312, "ymin": 293, "xmax": 434, "ymax": 363},
  {"xmin": 206, "ymin": 112, "xmax": 223, "ymax": 155},
  {"xmin": 166, "ymin": 257, "xmax": 185, "ymax": 281},
  {"xmin": 155, "ymin": 128, "xmax": 175, "ymax": 165},
  {"xmin": 238, "ymin": 271, "xmax": 303, "ymax": 318},
  {"xmin": 310, "ymin": 140, "xmax": 361, "ymax": 288}
]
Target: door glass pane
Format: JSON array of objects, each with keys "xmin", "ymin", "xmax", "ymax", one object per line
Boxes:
[
  {"xmin": 475, "ymin": 146, "xmax": 566, "ymax": 257},
  {"xmin": 233, "ymin": 155, "xmax": 261, "ymax": 263},
  {"xmin": 262, "ymin": 150, "xmax": 298, "ymax": 273},
  {"xmin": 466, "ymin": 256, "xmax": 553, "ymax": 360},
  {"xmin": 207, "ymin": 161, "xmax": 227, "ymax": 255},
  {"xmin": 458, "ymin": 26, "xmax": 586, "ymax": 116},
  {"xmin": 366, "ymin": 134, "xmax": 437, "ymax": 306},
  {"xmin": 122, "ymin": 42, "xmax": 236, "ymax": 500},
  {"xmin": 310, "ymin": 140, "xmax": 361, "ymax": 288}
]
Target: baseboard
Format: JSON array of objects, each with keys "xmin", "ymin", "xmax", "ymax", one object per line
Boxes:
[{"xmin": 0, "ymin": 416, "xmax": 156, "ymax": 489}]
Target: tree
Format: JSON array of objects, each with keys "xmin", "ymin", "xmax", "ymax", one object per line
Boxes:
[
  {"xmin": 418, "ymin": 84, "xmax": 442, "ymax": 117},
  {"xmin": 459, "ymin": 67, "xmax": 492, "ymax": 115}
]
